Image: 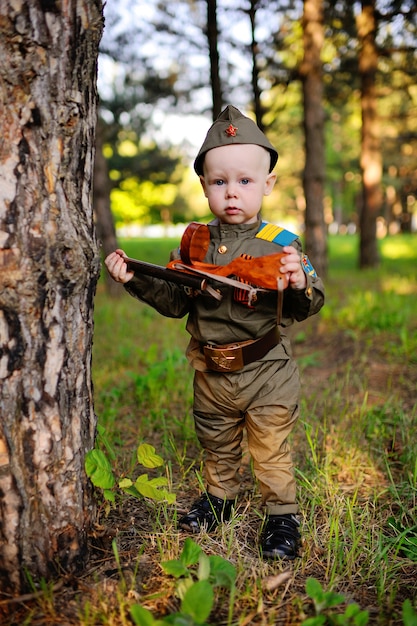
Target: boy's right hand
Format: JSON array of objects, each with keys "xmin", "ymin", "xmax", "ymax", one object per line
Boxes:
[{"xmin": 104, "ymin": 249, "xmax": 134, "ymax": 284}]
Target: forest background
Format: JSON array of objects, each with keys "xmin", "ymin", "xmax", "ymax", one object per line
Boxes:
[{"xmin": 95, "ymin": 0, "xmax": 417, "ymax": 281}]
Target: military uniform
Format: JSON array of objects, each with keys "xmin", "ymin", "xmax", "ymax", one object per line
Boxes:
[
  {"xmin": 125, "ymin": 216, "xmax": 324, "ymax": 516},
  {"xmin": 118, "ymin": 105, "xmax": 325, "ymax": 558}
]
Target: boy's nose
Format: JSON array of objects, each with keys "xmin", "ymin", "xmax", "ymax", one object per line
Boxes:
[{"xmin": 226, "ymin": 183, "xmax": 238, "ymax": 198}]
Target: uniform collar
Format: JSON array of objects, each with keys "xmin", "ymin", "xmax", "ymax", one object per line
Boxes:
[{"xmin": 208, "ymin": 215, "xmax": 262, "ymax": 239}]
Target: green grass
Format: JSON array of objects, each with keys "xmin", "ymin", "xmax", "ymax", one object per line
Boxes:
[{"xmin": 8, "ymin": 234, "xmax": 417, "ymax": 625}]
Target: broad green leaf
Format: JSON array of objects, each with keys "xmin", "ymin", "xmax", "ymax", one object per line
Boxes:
[
  {"xmin": 119, "ymin": 477, "xmax": 133, "ymax": 489},
  {"xmin": 135, "ymin": 474, "xmax": 169, "ymax": 487},
  {"xmin": 130, "ymin": 604, "xmax": 156, "ymax": 626},
  {"xmin": 85, "ymin": 449, "xmax": 115, "ymax": 489},
  {"xmin": 123, "ymin": 485, "xmax": 142, "ymax": 498},
  {"xmin": 180, "ymin": 580, "xmax": 213, "ymax": 624},
  {"xmin": 137, "ymin": 443, "xmax": 164, "ymax": 468},
  {"xmin": 323, "ymin": 590, "xmax": 345, "ymax": 608},
  {"xmin": 333, "ymin": 605, "xmax": 369, "ymax": 626},
  {"xmin": 208, "ymin": 555, "xmax": 236, "ymax": 587},
  {"xmin": 306, "ymin": 578, "xmax": 325, "ymax": 602},
  {"xmin": 180, "ymin": 538, "xmax": 202, "ymax": 566},
  {"xmin": 134, "ymin": 477, "xmax": 175, "ymax": 503},
  {"xmin": 103, "ymin": 489, "xmax": 116, "ymax": 502},
  {"xmin": 161, "ymin": 559, "xmax": 189, "ymax": 578},
  {"xmin": 136, "ymin": 481, "xmax": 164, "ymax": 501}
]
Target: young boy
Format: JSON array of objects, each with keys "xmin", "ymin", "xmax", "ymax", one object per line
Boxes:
[{"xmin": 105, "ymin": 105, "xmax": 325, "ymax": 560}]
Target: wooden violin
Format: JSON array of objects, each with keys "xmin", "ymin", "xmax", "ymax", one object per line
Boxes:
[{"xmin": 167, "ymin": 222, "xmax": 289, "ymax": 291}]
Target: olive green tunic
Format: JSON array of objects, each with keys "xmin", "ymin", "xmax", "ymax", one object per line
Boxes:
[{"xmin": 125, "ymin": 216, "xmax": 325, "ymax": 515}]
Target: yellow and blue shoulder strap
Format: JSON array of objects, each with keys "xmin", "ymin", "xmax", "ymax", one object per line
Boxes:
[
  {"xmin": 256, "ymin": 221, "xmax": 318, "ymax": 278},
  {"xmin": 256, "ymin": 221, "xmax": 298, "ymax": 247}
]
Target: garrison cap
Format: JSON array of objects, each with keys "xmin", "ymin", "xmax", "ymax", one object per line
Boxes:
[{"xmin": 194, "ymin": 105, "xmax": 278, "ymax": 175}]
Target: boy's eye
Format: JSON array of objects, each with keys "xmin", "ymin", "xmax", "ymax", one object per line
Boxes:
[
  {"xmin": 215, "ymin": 179, "xmax": 224, "ymax": 186},
  {"xmin": 241, "ymin": 178, "xmax": 249, "ymax": 185}
]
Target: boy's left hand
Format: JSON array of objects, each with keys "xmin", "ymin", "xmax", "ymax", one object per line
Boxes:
[{"xmin": 280, "ymin": 246, "xmax": 307, "ymax": 290}]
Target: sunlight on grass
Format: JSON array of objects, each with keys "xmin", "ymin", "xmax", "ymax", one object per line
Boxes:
[{"xmin": 381, "ymin": 237, "xmax": 417, "ymax": 260}]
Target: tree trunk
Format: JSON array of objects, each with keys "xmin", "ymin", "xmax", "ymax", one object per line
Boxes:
[
  {"xmin": 357, "ymin": 0, "xmax": 381, "ymax": 268},
  {"xmin": 248, "ymin": 1, "xmax": 264, "ymax": 131},
  {"xmin": 0, "ymin": 0, "xmax": 103, "ymax": 593},
  {"xmin": 300, "ymin": 0, "xmax": 328, "ymax": 278},
  {"xmin": 206, "ymin": 0, "xmax": 223, "ymax": 119}
]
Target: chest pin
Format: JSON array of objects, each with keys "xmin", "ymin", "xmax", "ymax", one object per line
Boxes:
[{"xmin": 218, "ymin": 245, "xmax": 228, "ymax": 254}]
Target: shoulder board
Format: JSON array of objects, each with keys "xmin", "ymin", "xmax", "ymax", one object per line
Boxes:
[{"xmin": 256, "ymin": 221, "xmax": 298, "ymax": 246}]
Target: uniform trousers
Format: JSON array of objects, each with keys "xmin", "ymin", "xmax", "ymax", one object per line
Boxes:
[{"xmin": 192, "ymin": 357, "xmax": 300, "ymax": 516}]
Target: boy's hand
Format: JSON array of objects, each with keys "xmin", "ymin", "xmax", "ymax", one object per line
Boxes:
[
  {"xmin": 104, "ymin": 249, "xmax": 134, "ymax": 284},
  {"xmin": 280, "ymin": 246, "xmax": 307, "ymax": 290}
]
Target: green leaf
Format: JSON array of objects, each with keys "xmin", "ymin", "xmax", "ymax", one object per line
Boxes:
[
  {"xmin": 137, "ymin": 443, "xmax": 164, "ymax": 468},
  {"xmin": 354, "ymin": 610, "xmax": 369, "ymax": 626},
  {"xmin": 306, "ymin": 578, "xmax": 325, "ymax": 602},
  {"xmin": 134, "ymin": 475, "xmax": 176, "ymax": 503},
  {"xmin": 103, "ymin": 489, "xmax": 116, "ymax": 502},
  {"xmin": 333, "ymin": 604, "xmax": 369, "ymax": 626},
  {"xmin": 180, "ymin": 538, "xmax": 202, "ymax": 567},
  {"xmin": 130, "ymin": 604, "xmax": 156, "ymax": 626},
  {"xmin": 208, "ymin": 555, "xmax": 236, "ymax": 588},
  {"xmin": 122, "ymin": 485, "xmax": 142, "ymax": 498},
  {"xmin": 85, "ymin": 449, "xmax": 115, "ymax": 490},
  {"xmin": 302, "ymin": 617, "xmax": 327, "ymax": 626},
  {"xmin": 402, "ymin": 599, "xmax": 417, "ymax": 626},
  {"xmin": 197, "ymin": 553, "xmax": 210, "ymax": 581},
  {"xmin": 305, "ymin": 577, "xmax": 344, "ymax": 613},
  {"xmin": 323, "ymin": 590, "xmax": 345, "ymax": 609},
  {"xmin": 161, "ymin": 559, "xmax": 189, "ymax": 578},
  {"xmin": 119, "ymin": 477, "xmax": 133, "ymax": 489},
  {"xmin": 175, "ymin": 577, "xmax": 194, "ymax": 601},
  {"xmin": 162, "ymin": 614, "xmax": 195, "ymax": 626},
  {"xmin": 180, "ymin": 580, "xmax": 213, "ymax": 624}
]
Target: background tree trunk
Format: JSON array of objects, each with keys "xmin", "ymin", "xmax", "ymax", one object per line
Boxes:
[
  {"xmin": 0, "ymin": 0, "xmax": 103, "ymax": 593},
  {"xmin": 93, "ymin": 120, "xmax": 122, "ymax": 296},
  {"xmin": 206, "ymin": 0, "xmax": 223, "ymax": 119},
  {"xmin": 300, "ymin": 0, "xmax": 328, "ymax": 277},
  {"xmin": 248, "ymin": 0, "xmax": 265, "ymax": 131},
  {"xmin": 357, "ymin": 0, "xmax": 382, "ymax": 268}
]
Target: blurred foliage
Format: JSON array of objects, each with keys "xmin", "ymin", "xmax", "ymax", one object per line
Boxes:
[{"xmin": 97, "ymin": 1, "xmax": 417, "ymax": 230}]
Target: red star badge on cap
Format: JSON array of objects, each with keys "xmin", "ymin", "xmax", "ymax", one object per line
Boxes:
[{"xmin": 225, "ymin": 124, "xmax": 238, "ymax": 137}]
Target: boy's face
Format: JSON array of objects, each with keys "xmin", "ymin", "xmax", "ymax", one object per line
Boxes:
[{"xmin": 200, "ymin": 144, "xmax": 276, "ymax": 225}]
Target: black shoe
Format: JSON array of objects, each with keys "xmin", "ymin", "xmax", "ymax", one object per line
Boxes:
[
  {"xmin": 260, "ymin": 514, "xmax": 301, "ymax": 560},
  {"xmin": 178, "ymin": 493, "xmax": 234, "ymax": 533}
]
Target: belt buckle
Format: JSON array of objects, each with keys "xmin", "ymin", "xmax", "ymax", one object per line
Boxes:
[{"xmin": 203, "ymin": 344, "xmax": 244, "ymax": 372}]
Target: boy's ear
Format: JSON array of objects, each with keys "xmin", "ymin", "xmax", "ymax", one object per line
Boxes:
[
  {"xmin": 199, "ymin": 175, "xmax": 208, "ymax": 197},
  {"xmin": 264, "ymin": 172, "xmax": 277, "ymax": 196}
]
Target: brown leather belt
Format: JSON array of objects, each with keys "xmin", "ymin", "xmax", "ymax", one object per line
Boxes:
[{"xmin": 203, "ymin": 326, "xmax": 280, "ymax": 372}]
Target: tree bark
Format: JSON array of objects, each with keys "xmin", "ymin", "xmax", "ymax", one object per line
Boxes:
[
  {"xmin": 357, "ymin": 0, "xmax": 381, "ymax": 268},
  {"xmin": 0, "ymin": 0, "xmax": 103, "ymax": 593},
  {"xmin": 300, "ymin": 0, "xmax": 328, "ymax": 278}
]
